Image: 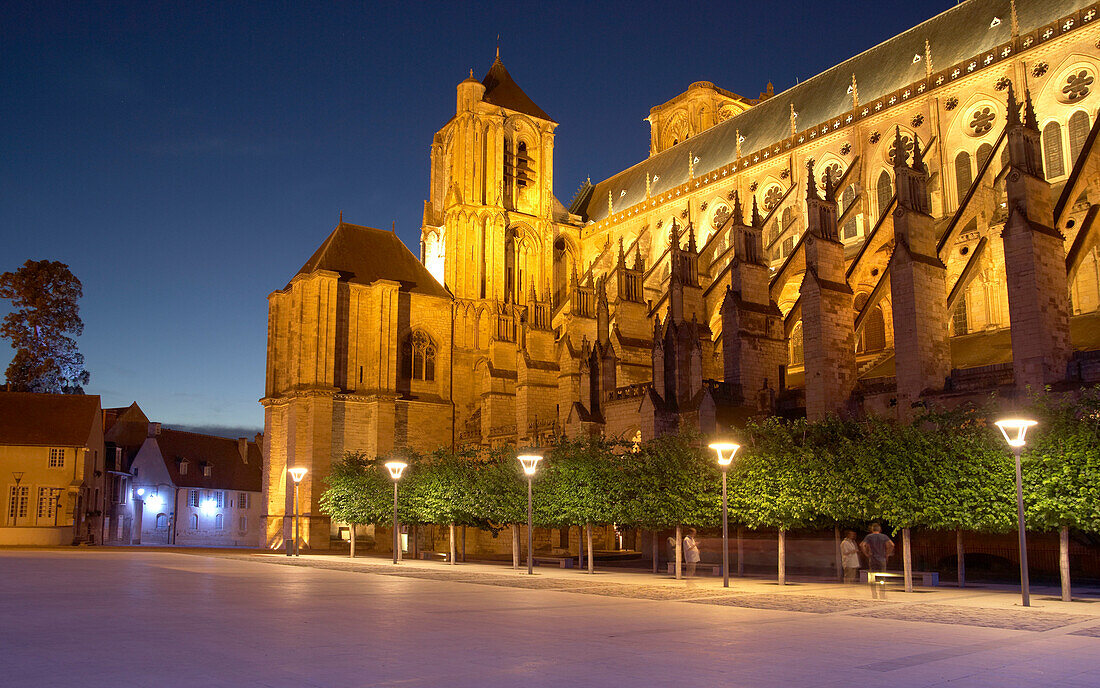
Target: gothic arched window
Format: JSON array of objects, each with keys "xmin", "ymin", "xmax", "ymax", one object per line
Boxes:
[
  {"xmin": 1043, "ymin": 122, "xmax": 1065, "ymax": 178},
  {"xmin": 955, "ymin": 151, "xmax": 973, "ymax": 207},
  {"xmin": 1069, "ymin": 111, "xmax": 1090, "ymax": 166},
  {"xmin": 854, "ymin": 293, "xmax": 886, "ymax": 353},
  {"xmin": 976, "ymin": 143, "xmax": 993, "ymax": 172},
  {"xmin": 401, "ymin": 331, "xmax": 437, "ymax": 381},
  {"xmin": 516, "ymin": 141, "xmax": 532, "ymax": 190},
  {"xmin": 789, "ymin": 321, "xmax": 804, "ymax": 366},
  {"xmin": 876, "ymin": 170, "xmax": 892, "ymax": 220},
  {"xmin": 841, "ymin": 185, "xmax": 858, "ymax": 240}
]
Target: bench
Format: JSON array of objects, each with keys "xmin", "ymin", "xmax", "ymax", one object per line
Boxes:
[
  {"xmin": 532, "ymin": 556, "xmax": 574, "ymax": 569},
  {"xmin": 666, "ymin": 562, "xmax": 722, "ymax": 577},
  {"xmin": 864, "ymin": 570, "xmax": 939, "ymax": 586},
  {"xmin": 419, "ymin": 552, "xmax": 449, "ymax": 562}
]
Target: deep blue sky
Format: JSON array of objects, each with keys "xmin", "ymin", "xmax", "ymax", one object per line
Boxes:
[{"xmin": 1, "ymin": 0, "xmax": 953, "ymax": 435}]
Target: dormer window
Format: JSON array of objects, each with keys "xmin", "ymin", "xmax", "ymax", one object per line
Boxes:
[
  {"xmin": 179, "ymin": 459, "xmax": 188, "ymax": 476},
  {"xmin": 202, "ymin": 463, "xmax": 212, "ymax": 477}
]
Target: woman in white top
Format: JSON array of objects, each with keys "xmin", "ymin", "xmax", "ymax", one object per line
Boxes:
[
  {"xmin": 841, "ymin": 530, "xmax": 861, "ymax": 583},
  {"xmin": 684, "ymin": 528, "xmax": 701, "ymax": 578}
]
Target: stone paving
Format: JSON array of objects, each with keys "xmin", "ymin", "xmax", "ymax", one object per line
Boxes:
[{"xmin": 6, "ymin": 549, "xmax": 1100, "ymax": 687}]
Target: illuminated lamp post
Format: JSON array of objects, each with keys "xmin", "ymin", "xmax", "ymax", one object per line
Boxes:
[
  {"xmin": 517, "ymin": 454, "xmax": 542, "ymax": 575},
  {"xmin": 385, "ymin": 461, "xmax": 408, "ymax": 564},
  {"xmin": 287, "ymin": 467, "xmax": 308, "ymax": 557},
  {"xmin": 708, "ymin": 442, "xmax": 740, "ymax": 588},
  {"xmin": 995, "ymin": 418, "xmax": 1037, "ymax": 607}
]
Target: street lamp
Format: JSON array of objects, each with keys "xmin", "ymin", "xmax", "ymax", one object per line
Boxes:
[
  {"xmin": 995, "ymin": 418, "xmax": 1037, "ymax": 607},
  {"xmin": 385, "ymin": 461, "xmax": 407, "ymax": 564},
  {"xmin": 709, "ymin": 442, "xmax": 740, "ymax": 588},
  {"xmin": 518, "ymin": 454, "xmax": 542, "ymax": 575},
  {"xmin": 287, "ymin": 467, "xmax": 308, "ymax": 557}
]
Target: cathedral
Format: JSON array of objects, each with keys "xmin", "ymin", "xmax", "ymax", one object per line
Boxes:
[{"xmin": 263, "ymin": 0, "xmax": 1100, "ymax": 549}]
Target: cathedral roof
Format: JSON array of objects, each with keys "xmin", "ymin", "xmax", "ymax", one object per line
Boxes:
[
  {"xmin": 293, "ymin": 222, "xmax": 450, "ymax": 298},
  {"xmin": 482, "ymin": 55, "xmax": 555, "ymax": 123},
  {"xmin": 579, "ymin": 0, "xmax": 1089, "ymax": 223}
]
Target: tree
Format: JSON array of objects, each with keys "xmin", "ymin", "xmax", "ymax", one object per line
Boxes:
[
  {"xmin": 0, "ymin": 259, "xmax": 90, "ymax": 393},
  {"xmin": 318, "ymin": 451, "xmax": 395, "ymax": 556},
  {"xmin": 1023, "ymin": 387, "xmax": 1100, "ymax": 601}
]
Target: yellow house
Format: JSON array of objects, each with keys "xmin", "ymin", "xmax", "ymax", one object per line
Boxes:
[{"xmin": 0, "ymin": 392, "xmax": 105, "ymax": 545}]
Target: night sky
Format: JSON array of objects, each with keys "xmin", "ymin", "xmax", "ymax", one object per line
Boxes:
[{"xmin": 1, "ymin": 0, "xmax": 954, "ymax": 435}]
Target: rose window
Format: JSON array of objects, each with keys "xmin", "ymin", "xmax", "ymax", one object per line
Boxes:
[
  {"xmin": 969, "ymin": 107, "xmax": 996, "ymax": 136},
  {"xmin": 763, "ymin": 185, "xmax": 783, "ymax": 211},
  {"xmin": 887, "ymin": 134, "xmax": 914, "ymax": 165},
  {"xmin": 820, "ymin": 163, "xmax": 843, "ymax": 192},
  {"xmin": 711, "ymin": 203, "xmax": 731, "ymax": 229},
  {"xmin": 1063, "ymin": 70, "xmax": 1094, "ymax": 101}
]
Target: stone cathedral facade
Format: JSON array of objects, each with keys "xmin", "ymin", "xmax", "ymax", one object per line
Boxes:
[{"xmin": 264, "ymin": 0, "xmax": 1100, "ymax": 548}]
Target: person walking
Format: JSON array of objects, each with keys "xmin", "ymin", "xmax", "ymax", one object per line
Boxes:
[
  {"xmin": 684, "ymin": 528, "xmax": 701, "ymax": 578},
  {"xmin": 841, "ymin": 530, "xmax": 861, "ymax": 583},
  {"xmin": 860, "ymin": 524, "xmax": 894, "ymax": 574}
]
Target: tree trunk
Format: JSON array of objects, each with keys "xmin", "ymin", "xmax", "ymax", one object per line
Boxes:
[
  {"xmin": 737, "ymin": 526, "xmax": 744, "ymax": 576},
  {"xmin": 675, "ymin": 525, "xmax": 683, "ymax": 580},
  {"xmin": 1060, "ymin": 525, "xmax": 1072, "ymax": 602},
  {"xmin": 511, "ymin": 524, "xmax": 520, "ymax": 569},
  {"xmin": 577, "ymin": 526, "xmax": 584, "ymax": 570},
  {"xmin": 652, "ymin": 530, "xmax": 659, "ymax": 574},
  {"xmin": 449, "ymin": 523, "xmax": 457, "ymax": 565},
  {"xmin": 349, "ymin": 524, "xmax": 356, "ymax": 558},
  {"xmin": 834, "ymin": 526, "xmax": 843, "ymax": 582},
  {"xmin": 461, "ymin": 525, "xmax": 466, "ymax": 562},
  {"xmin": 777, "ymin": 528, "xmax": 786, "ymax": 586},
  {"xmin": 586, "ymin": 523, "xmax": 595, "ymax": 574},
  {"xmin": 902, "ymin": 527, "xmax": 913, "ymax": 593},
  {"xmin": 956, "ymin": 528, "xmax": 965, "ymax": 588}
]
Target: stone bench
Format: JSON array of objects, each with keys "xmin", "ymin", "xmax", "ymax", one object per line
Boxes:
[
  {"xmin": 532, "ymin": 556, "xmax": 574, "ymax": 569},
  {"xmin": 666, "ymin": 562, "xmax": 721, "ymax": 576},
  {"xmin": 864, "ymin": 570, "xmax": 939, "ymax": 586}
]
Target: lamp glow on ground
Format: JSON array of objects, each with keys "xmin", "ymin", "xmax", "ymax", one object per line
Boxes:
[
  {"xmin": 385, "ymin": 461, "xmax": 407, "ymax": 564},
  {"xmin": 287, "ymin": 466, "xmax": 308, "ymax": 557},
  {"xmin": 995, "ymin": 417, "xmax": 1036, "ymax": 607},
  {"xmin": 517, "ymin": 454, "xmax": 542, "ymax": 575},
  {"xmin": 708, "ymin": 441, "xmax": 740, "ymax": 588}
]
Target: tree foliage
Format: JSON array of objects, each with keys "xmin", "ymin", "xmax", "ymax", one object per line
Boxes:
[
  {"xmin": 317, "ymin": 388, "xmax": 1100, "ymax": 539},
  {"xmin": 0, "ymin": 259, "xmax": 90, "ymax": 393}
]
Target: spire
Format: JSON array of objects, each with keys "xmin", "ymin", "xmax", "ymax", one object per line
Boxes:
[
  {"xmin": 1007, "ymin": 81, "xmax": 1021, "ymax": 126},
  {"xmin": 911, "ymin": 133, "xmax": 925, "ymax": 171},
  {"xmin": 392, "ymin": 220, "xmax": 396, "ymax": 233},
  {"xmin": 495, "ymin": 43, "xmax": 501, "ymax": 63},
  {"xmin": 733, "ymin": 190, "xmax": 744, "ymax": 225},
  {"xmin": 670, "ymin": 219, "xmax": 681, "ymax": 251},
  {"xmin": 736, "ymin": 129, "xmax": 742, "ymax": 158},
  {"xmin": 687, "ymin": 221, "xmax": 697, "ymax": 253},
  {"xmin": 893, "ymin": 126, "xmax": 909, "ymax": 168},
  {"xmin": 850, "ymin": 74, "xmax": 858, "ymax": 108},
  {"xmin": 789, "ymin": 104, "xmax": 797, "ymax": 136},
  {"xmin": 339, "ymin": 210, "xmax": 343, "ymax": 225},
  {"xmin": 1024, "ymin": 89, "xmax": 1039, "ymax": 131},
  {"xmin": 633, "ymin": 242, "xmax": 643, "ymax": 271},
  {"xmin": 924, "ymin": 39, "xmax": 933, "ymax": 78},
  {"xmin": 1010, "ymin": 0, "xmax": 1019, "ymax": 36},
  {"xmin": 618, "ymin": 236, "xmax": 626, "ymax": 267},
  {"xmin": 806, "ymin": 158, "xmax": 820, "ymax": 201},
  {"xmin": 751, "ymin": 195, "xmax": 763, "ymax": 228}
]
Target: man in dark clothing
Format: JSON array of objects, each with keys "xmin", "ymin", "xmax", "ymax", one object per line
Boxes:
[{"xmin": 860, "ymin": 523, "xmax": 895, "ymax": 572}]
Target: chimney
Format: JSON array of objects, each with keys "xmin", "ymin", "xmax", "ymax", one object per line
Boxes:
[
  {"xmin": 147, "ymin": 422, "xmax": 161, "ymax": 437},
  {"xmin": 238, "ymin": 438, "xmax": 248, "ymax": 463}
]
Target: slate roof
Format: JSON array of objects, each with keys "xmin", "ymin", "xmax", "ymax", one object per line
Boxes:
[
  {"xmin": 580, "ymin": 0, "xmax": 1091, "ymax": 222},
  {"xmin": 155, "ymin": 428, "xmax": 262, "ymax": 492},
  {"xmin": 0, "ymin": 392, "xmax": 101, "ymax": 447},
  {"xmin": 292, "ymin": 222, "xmax": 450, "ymax": 298},
  {"xmin": 482, "ymin": 56, "xmax": 555, "ymax": 123}
]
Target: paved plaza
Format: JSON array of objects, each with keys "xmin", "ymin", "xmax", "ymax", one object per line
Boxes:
[{"xmin": 4, "ymin": 550, "xmax": 1100, "ymax": 687}]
